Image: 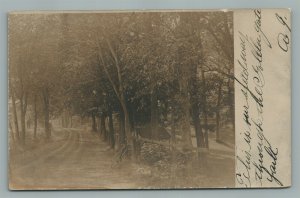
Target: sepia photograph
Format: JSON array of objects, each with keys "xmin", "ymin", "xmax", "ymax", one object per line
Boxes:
[{"xmin": 8, "ymin": 11, "xmax": 235, "ymax": 189}]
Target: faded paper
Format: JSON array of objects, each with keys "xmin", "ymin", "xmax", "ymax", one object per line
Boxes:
[
  {"xmin": 234, "ymin": 9, "xmax": 291, "ymax": 188},
  {"xmin": 8, "ymin": 9, "xmax": 291, "ymax": 190}
]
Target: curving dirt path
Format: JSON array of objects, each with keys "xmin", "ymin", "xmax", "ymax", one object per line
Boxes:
[
  {"xmin": 9, "ymin": 127, "xmax": 235, "ymax": 189},
  {"xmin": 9, "ymin": 128, "xmax": 148, "ymax": 190}
]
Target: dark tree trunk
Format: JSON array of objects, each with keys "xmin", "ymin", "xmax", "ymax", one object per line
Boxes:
[
  {"xmin": 128, "ymin": 102, "xmax": 136, "ymax": 131},
  {"xmin": 101, "ymin": 39, "xmax": 135, "ymax": 158},
  {"xmin": 150, "ymin": 89, "xmax": 158, "ymax": 139},
  {"xmin": 216, "ymin": 80, "xmax": 223, "ymax": 142},
  {"xmin": 170, "ymin": 102, "xmax": 176, "ymax": 148},
  {"xmin": 129, "ymin": 103, "xmax": 141, "ymax": 160},
  {"xmin": 120, "ymin": 97, "xmax": 132, "ymax": 144},
  {"xmin": 192, "ymin": 107, "xmax": 204, "ymax": 150},
  {"xmin": 101, "ymin": 115, "xmax": 107, "ymax": 141},
  {"xmin": 201, "ymin": 70, "xmax": 209, "ymax": 148},
  {"xmin": 34, "ymin": 94, "xmax": 38, "ymax": 139},
  {"xmin": 190, "ymin": 65, "xmax": 205, "ymax": 155},
  {"xmin": 108, "ymin": 111, "xmax": 115, "ymax": 149},
  {"xmin": 92, "ymin": 113, "xmax": 97, "ymax": 132},
  {"xmin": 120, "ymin": 94, "xmax": 137, "ymax": 160},
  {"xmin": 42, "ymin": 88, "xmax": 51, "ymax": 139},
  {"xmin": 61, "ymin": 110, "xmax": 66, "ymax": 128},
  {"xmin": 66, "ymin": 111, "xmax": 70, "ymax": 128},
  {"xmin": 61, "ymin": 115, "xmax": 64, "ymax": 128},
  {"xmin": 9, "ymin": 120, "xmax": 15, "ymax": 142},
  {"xmin": 97, "ymin": 117, "xmax": 101, "ymax": 134},
  {"xmin": 179, "ymin": 73, "xmax": 192, "ymax": 150},
  {"xmin": 11, "ymin": 91, "xmax": 19, "ymax": 140},
  {"xmin": 119, "ymin": 110, "xmax": 126, "ymax": 146},
  {"xmin": 20, "ymin": 93, "xmax": 27, "ymax": 144},
  {"xmin": 62, "ymin": 111, "xmax": 65, "ymax": 128},
  {"xmin": 170, "ymin": 101, "xmax": 177, "ymax": 181},
  {"xmin": 70, "ymin": 115, "xmax": 73, "ymax": 128},
  {"xmin": 162, "ymin": 100, "xmax": 168, "ymax": 124},
  {"xmin": 62, "ymin": 110, "xmax": 70, "ymax": 128},
  {"xmin": 20, "ymin": 108, "xmax": 26, "ymax": 142},
  {"xmin": 227, "ymin": 76, "xmax": 235, "ymax": 131}
]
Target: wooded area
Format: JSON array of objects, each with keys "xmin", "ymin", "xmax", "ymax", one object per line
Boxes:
[{"xmin": 9, "ymin": 11, "xmax": 235, "ymax": 188}]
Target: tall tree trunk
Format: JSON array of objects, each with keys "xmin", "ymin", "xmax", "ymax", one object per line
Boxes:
[
  {"xmin": 190, "ymin": 65, "xmax": 205, "ymax": 156},
  {"xmin": 61, "ymin": 110, "xmax": 65, "ymax": 128},
  {"xmin": 9, "ymin": 120, "xmax": 15, "ymax": 142},
  {"xmin": 98, "ymin": 117, "xmax": 101, "ymax": 134},
  {"xmin": 42, "ymin": 88, "xmax": 51, "ymax": 139},
  {"xmin": 101, "ymin": 115, "xmax": 107, "ymax": 141},
  {"xmin": 92, "ymin": 113, "xmax": 97, "ymax": 132},
  {"xmin": 170, "ymin": 102, "xmax": 176, "ymax": 149},
  {"xmin": 120, "ymin": 98, "xmax": 138, "ymax": 160},
  {"xmin": 119, "ymin": 111, "xmax": 126, "ymax": 146},
  {"xmin": 34, "ymin": 94, "xmax": 38, "ymax": 139},
  {"xmin": 150, "ymin": 89, "xmax": 158, "ymax": 139},
  {"xmin": 108, "ymin": 111, "xmax": 115, "ymax": 149},
  {"xmin": 100, "ymin": 39, "xmax": 135, "ymax": 158},
  {"xmin": 20, "ymin": 108, "xmax": 26, "ymax": 143},
  {"xmin": 201, "ymin": 70, "xmax": 209, "ymax": 148},
  {"xmin": 66, "ymin": 110, "xmax": 70, "ymax": 128},
  {"xmin": 179, "ymin": 74, "xmax": 192, "ymax": 150},
  {"xmin": 129, "ymin": 103, "xmax": 141, "ymax": 160},
  {"xmin": 70, "ymin": 115, "xmax": 73, "ymax": 128},
  {"xmin": 123, "ymin": 106, "xmax": 131, "ymax": 143},
  {"xmin": 11, "ymin": 91, "xmax": 19, "ymax": 140},
  {"xmin": 128, "ymin": 102, "xmax": 136, "ymax": 131},
  {"xmin": 20, "ymin": 93, "xmax": 27, "ymax": 144},
  {"xmin": 170, "ymin": 104, "xmax": 177, "ymax": 182},
  {"xmin": 120, "ymin": 94, "xmax": 133, "ymax": 146},
  {"xmin": 216, "ymin": 80, "xmax": 223, "ymax": 142},
  {"xmin": 227, "ymin": 75, "xmax": 235, "ymax": 131},
  {"xmin": 192, "ymin": 107, "xmax": 204, "ymax": 154}
]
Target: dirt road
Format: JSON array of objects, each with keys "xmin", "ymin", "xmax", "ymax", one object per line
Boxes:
[
  {"xmin": 9, "ymin": 126, "xmax": 235, "ymax": 189},
  {"xmin": 9, "ymin": 128, "xmax": 147, "ymax": 189}
]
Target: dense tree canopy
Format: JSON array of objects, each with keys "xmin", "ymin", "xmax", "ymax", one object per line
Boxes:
[{"xmin": 9, "ymin": 11, "xmax": 234, "ymax": 159}]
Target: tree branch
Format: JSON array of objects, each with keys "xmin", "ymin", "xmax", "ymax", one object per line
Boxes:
[
  {"xmin": 97, "ymin": 48, "xmax": 122, "ymax": 103},
  {"xmin": 105, "ymin": 39, "xmax": 124, "ymax": 95}
]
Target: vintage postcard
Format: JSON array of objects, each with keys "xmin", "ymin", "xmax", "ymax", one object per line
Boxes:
[{"xmin": 8, "ymin": 9, "xmax": 291, "ymax": 189}]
